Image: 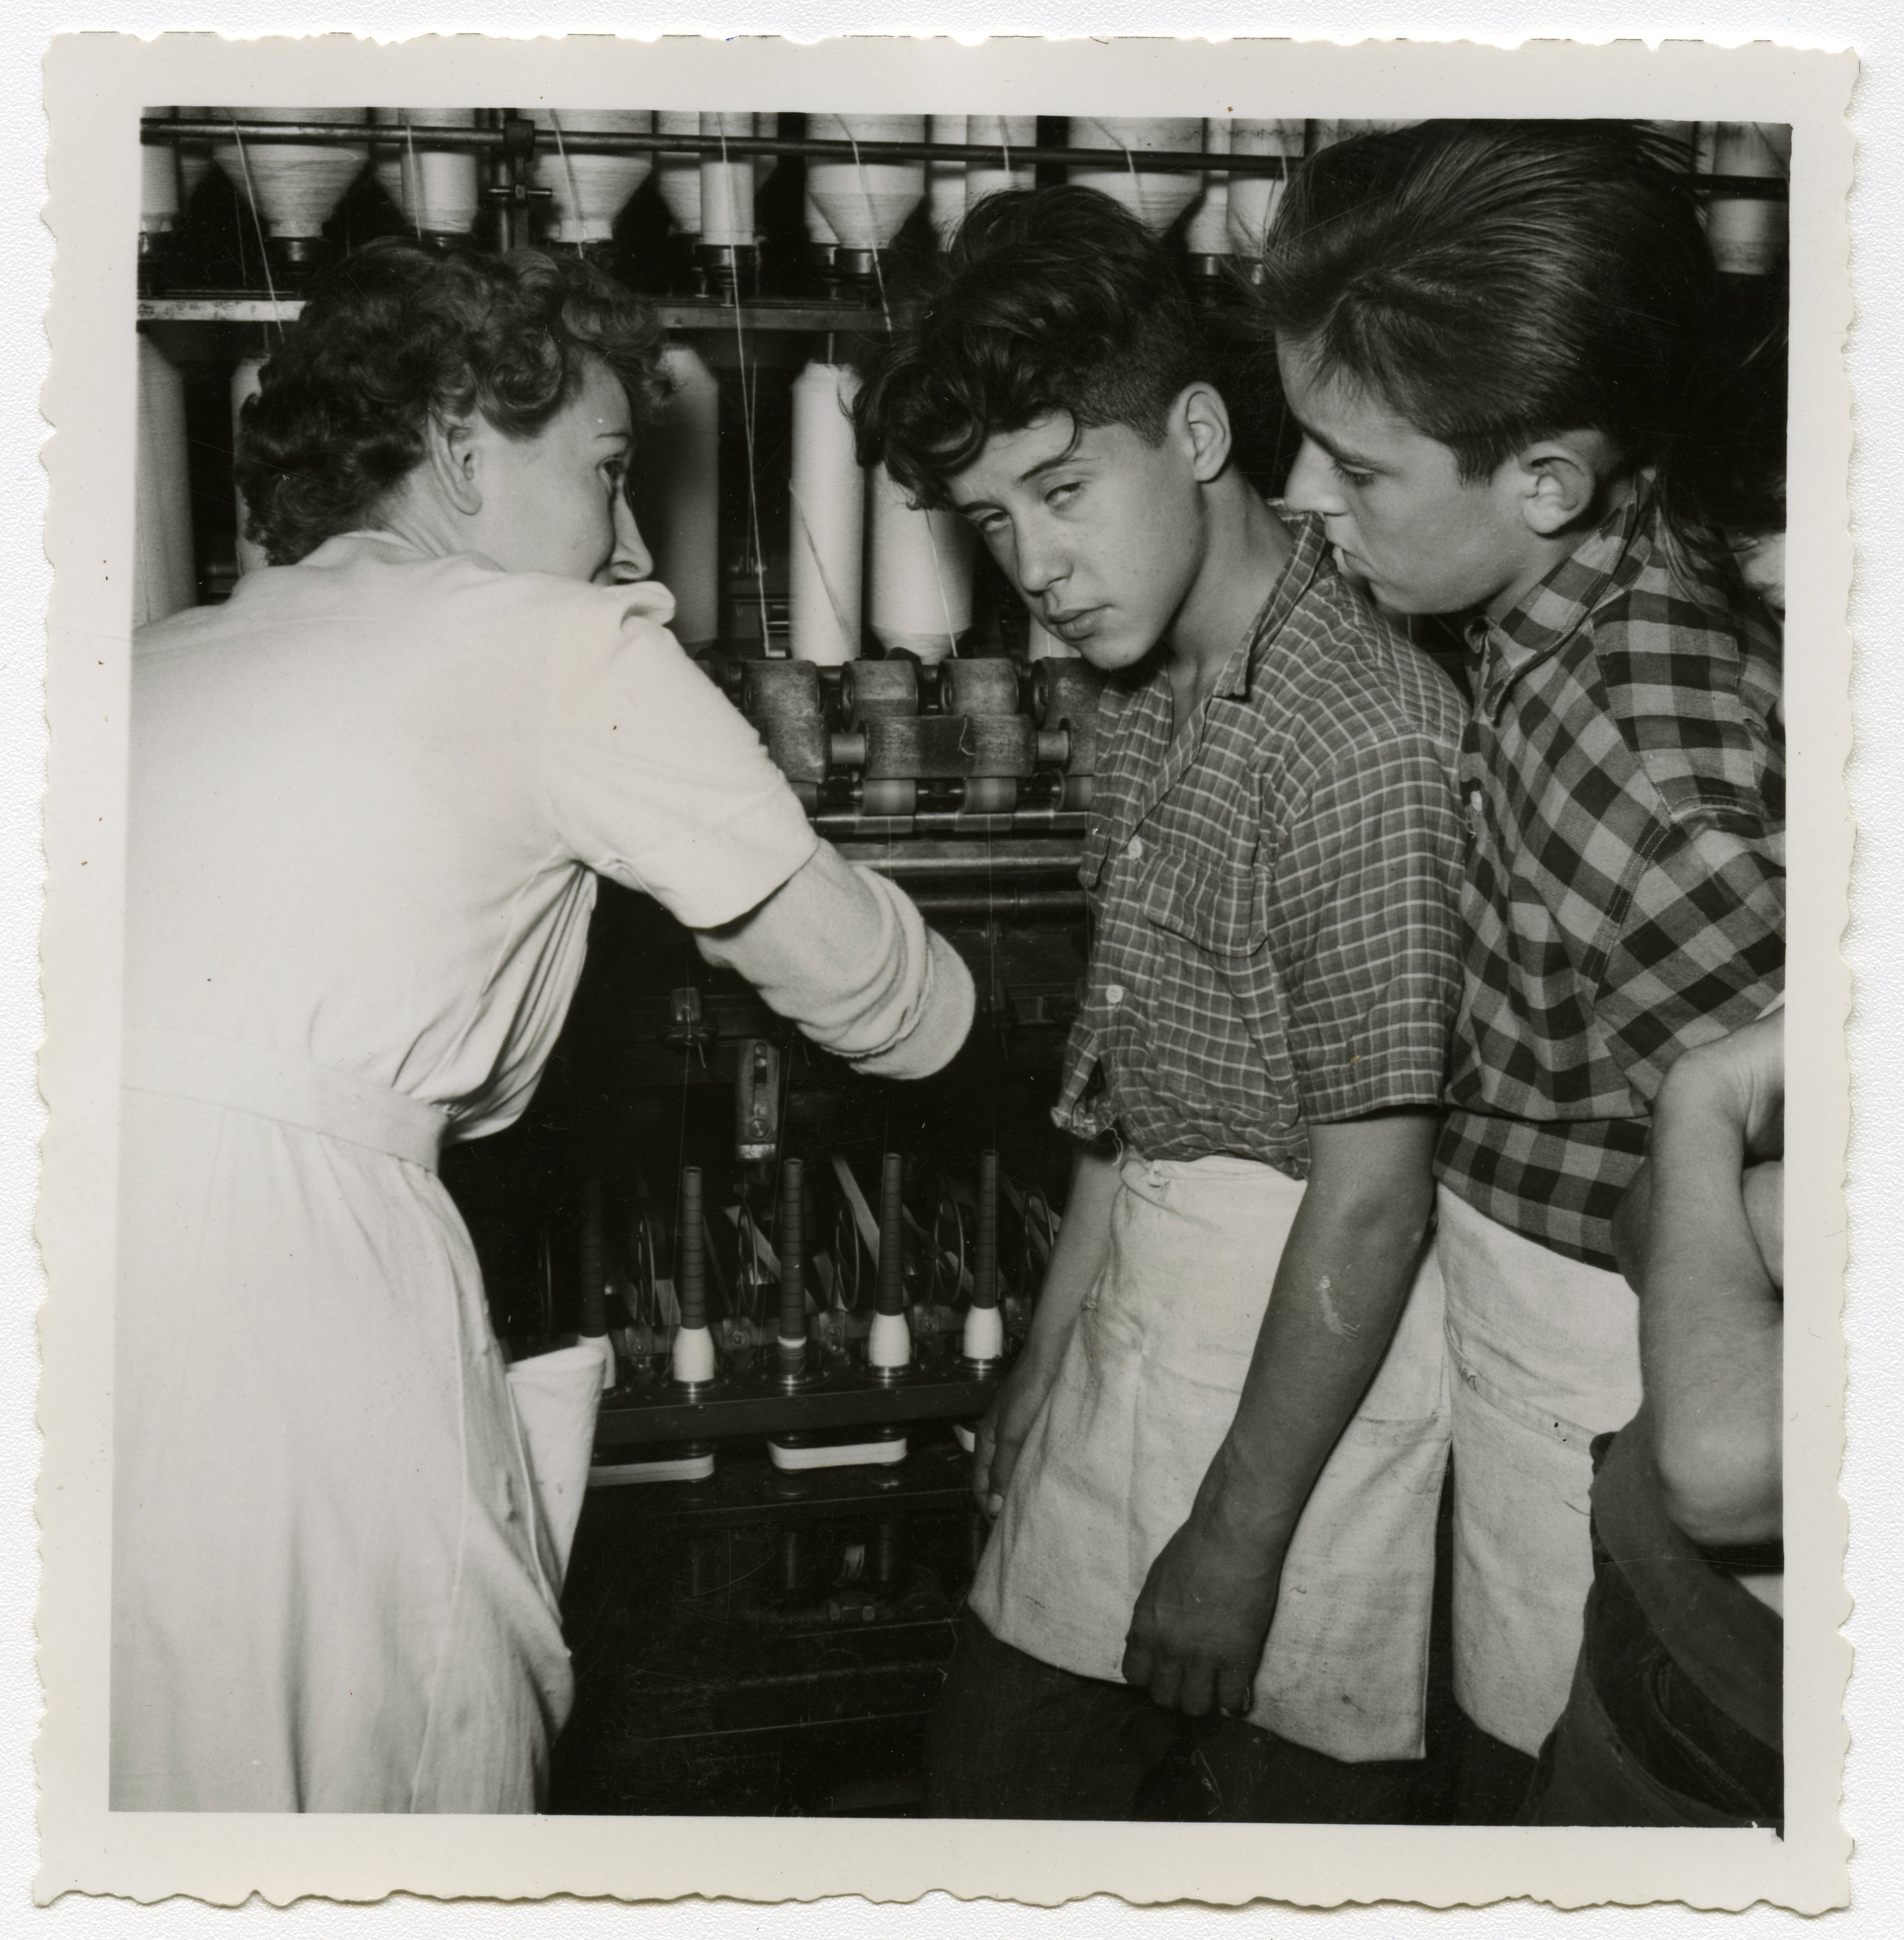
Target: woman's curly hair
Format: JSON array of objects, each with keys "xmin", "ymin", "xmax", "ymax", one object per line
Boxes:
[{"xmin": 235, "ymin": 239, "xmax": 670, "ymax": 565}]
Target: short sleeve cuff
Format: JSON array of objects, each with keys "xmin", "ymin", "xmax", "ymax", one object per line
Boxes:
[
  {"xmin": 650, "ymin": 790, "xmax": 820, "ymax": 931},
  {"xmin": 1298, "ymin": 1051, "xmax": 1448, "ymax": 1125}
]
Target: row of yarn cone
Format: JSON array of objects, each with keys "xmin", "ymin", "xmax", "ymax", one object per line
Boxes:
[
  {"xmin": 143, "ymin": 113, "xmax": 1792, "ymax": 286},
  {"xmin": 137, "ymin": 113, "xmax": 1389, "ymax": 277}
]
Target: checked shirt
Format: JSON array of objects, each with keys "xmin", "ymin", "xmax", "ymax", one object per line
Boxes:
[
  {"xmin": 1052, "ymin": 509, "xmax": 1468, "ymax": 1175},
  {"xmin": 1436, "ymin": 486, "xmax": 1785, "ymax": 1269}
]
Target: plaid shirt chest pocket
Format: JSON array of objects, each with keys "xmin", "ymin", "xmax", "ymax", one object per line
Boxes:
[{"xmin": 1136, "ymin": 846, "xmax": 1302, "ymax": 1138}]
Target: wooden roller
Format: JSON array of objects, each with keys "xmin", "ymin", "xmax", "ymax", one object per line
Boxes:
[
  {"xmin": 741, "ymin": 659, "xmax": 829, "ymax": 786},
  {"xmin": 1032, "ymin": 660, "xmax": 1110, "ymax": 775},
  {"xmin": 862, "ymin": 713, "xmax": 1035, "ymax": 782},
  {"xmin": 839, "ymin": 655, "xmax": 921, "ymax": 728},
  {"xmin": 962, "ymin": 714, "xmax": 1037, "ymax": 780},
  {"xmin": 939, "ymin": 657, "xmax": 1021, "ymax": 718}
]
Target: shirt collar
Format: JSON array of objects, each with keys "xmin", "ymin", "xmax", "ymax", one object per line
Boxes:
[
  {"xmin": 1206, "ymin": 503, "xmax": 1330, "ymax": 702},
  {"xmin": 1464, "ymin": 482, "xmax": 1655, "ymax": 679}
]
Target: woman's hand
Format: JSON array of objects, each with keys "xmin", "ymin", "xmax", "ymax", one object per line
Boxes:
[
  {"xmin": 972, "ymin": 1348, "xmax": 1065, "ymax": 1520},
  {"xmin": 1121, "ymin": 1508, "xmax": 1288, "ymax": 1718}
]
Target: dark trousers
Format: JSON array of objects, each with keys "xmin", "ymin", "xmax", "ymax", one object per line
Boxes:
[
  {"xmin": 1523, "ymin": 1537, "xmax": 1783, "ymax": 1829},
  {"xmin": 926, "ymin": 1612, "xmax": 1435, "ymax": 1823}
]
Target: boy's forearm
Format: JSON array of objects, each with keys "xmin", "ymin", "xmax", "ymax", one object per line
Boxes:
[
  {"xmin": 1640, "ymin": 1060, "xmax": 1784, "ymax": 1545},
  {"xmin": 1193, "ymin": 1113, "xmax": 1437, "ymax": 1545}
]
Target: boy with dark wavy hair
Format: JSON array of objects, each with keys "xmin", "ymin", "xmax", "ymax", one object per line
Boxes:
[
  {"xmin": 856, "ymin": 185, "xmax": 1469, "ymax": 1820},
  {"xmin": 1263, "ymin": 119, "xmax": 1785, "ymax": 1811}
]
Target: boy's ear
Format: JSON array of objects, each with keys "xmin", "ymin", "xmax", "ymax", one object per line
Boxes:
[
  {"xmin": 1178, "ymin": 382, "xmax": 1233, "ymax": 483},
  {"xmin": 423, "ymin": 412, "xmax": 485, "ymax": 518},
  {"xmin": 1513, "ymin": 433, "xmax": 1614, "ymax": 537}
]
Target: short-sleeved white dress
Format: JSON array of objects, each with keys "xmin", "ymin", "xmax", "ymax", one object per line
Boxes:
[{"xmin": 111, "ymin": 532, "xmax": 818, "ymax": 1812}]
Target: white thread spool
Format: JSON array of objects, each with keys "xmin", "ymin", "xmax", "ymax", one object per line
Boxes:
[
  {"xmin": 371, "ymin": 108, "xmax": 480, "ymax": 238},
  {"xmin": 1067, "ymin": 118, "xmax": 1203, "ymax": 234},
  {"xmin": 806, "ymin": 115, "xmax": 927, "ymax": 255},
  {"xmin": 532, "ymin": 109, "xmax": 653, "ymax": 246},
  {"xmin": 1228, "ymin": 120, "xmax": 1306, "ymax": 255},
  {"xmin": 928, "ymin": 115, "xmax": 967, "ymax": 248},
  {"xmin": 140, "ymin": 121, "xmax": 181, "ymax": 246},
  {"xmin": 632, "ymin": 344, "xmax": 721, "ymax": 650},
  {"xmin": 867, "ymin": 1309, "xmax": 912, "ymax": 1373},
  {"xmin": 135, "ymin": 336, "xmax": 196, "ymax": 625},
  {"xmin": 175, "ymin": 105, "xmax": 215, "ymax": 205},
  {"xmin": 698, "ymin": 111, "xmax": 756, "ymax": 246},
  {"xmin": 655, "ymin": 110, "xmax": 703, "ymax": 237},
  {"xmin": 213, "ymin": 107, "xmax": 368, "ymax": 262},
  {"xmin": 1026, "ymin": 616, "xmax": 1079, "ymax": 661},
  {"xmin": 789, "ymin": 363, "xmax": 865, "ymax": 665},
  {"xmin": 231, "ymin": 354, "xmax": 269, "ymax": 577},
  {"xmin": 670, "ymin": 1324, "xmax": 717, "ymax": 1385},
  {"xmin": 966, "ymin": 115, "xmax": 1036, "ymax": 209},
  {"xmin": 1185, "ymin": 117, "xmax": 1231, "ymax": 260},
  {"xmin": 1705, "ymin": 123, "xmax": 1789, "ymax": 278},
  {"xmin": 869, "ymin": 464, "xmax": 975, "ymax": 663},
  {"xmin": 960, "ymin": 1303, "xmax": 1004, "ymax": 1363}
]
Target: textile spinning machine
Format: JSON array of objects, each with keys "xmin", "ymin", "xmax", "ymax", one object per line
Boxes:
[{"xmin": 131, "ymin": 104, "xmax": 1789, "ymax": 1816}]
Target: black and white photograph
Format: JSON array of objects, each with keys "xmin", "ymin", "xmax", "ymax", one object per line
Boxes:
[{"xmin": 31, "ymin": 30, "xmax": 1855, "ymax": 1913}]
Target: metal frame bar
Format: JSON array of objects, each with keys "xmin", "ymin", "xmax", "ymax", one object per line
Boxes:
[{"xmin": 134, "ymin": 115, "xmax": 1793, "ymax": 198}]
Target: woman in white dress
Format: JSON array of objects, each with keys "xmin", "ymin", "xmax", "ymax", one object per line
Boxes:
[{"xmin": 112, "ymin": 241, "xmax": 973, "ymax": 1812}]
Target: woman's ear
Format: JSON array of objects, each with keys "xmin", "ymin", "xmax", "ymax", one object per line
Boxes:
[
  {"xmin": 1515, "ymin": 432, "xmax": 1616, "ymax": 537},
  {"xmin": 423, "ymin": 413, "xmax": 484, "ymax": 518},
  {"xmin": 1178, "ymin": 382, "xmax": 1234, "ymax": 483}
]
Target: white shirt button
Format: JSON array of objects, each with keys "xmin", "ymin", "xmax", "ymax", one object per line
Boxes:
[
  {"xmin": 1124, "ymin": 836, "xmax": 1144, "ymax": 862},
  {"xmin": 1105, "ymin": 984, "xmax": 1125, "ymax": 1007}
]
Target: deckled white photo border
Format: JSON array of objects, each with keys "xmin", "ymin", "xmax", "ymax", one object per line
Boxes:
[{"xmin": 33, "ymin": 29, "xmax": 1855, "ymax": 1911}]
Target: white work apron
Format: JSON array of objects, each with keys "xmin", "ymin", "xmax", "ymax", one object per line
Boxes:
[{"xmin": 968, "ymin": 1151, "xmax": 1450, "ymax": 1764}]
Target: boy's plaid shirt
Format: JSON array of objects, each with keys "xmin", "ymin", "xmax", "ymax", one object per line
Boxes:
[
  {"xmin": 1436, "ymin": 486, "xmax": 1785, "ymax": 1269},
  {"xmin": 1051, "ymin": 510, "xmax": 1468, "ymax": 1174}
]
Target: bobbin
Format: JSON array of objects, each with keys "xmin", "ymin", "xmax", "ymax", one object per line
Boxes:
[
  {"xmin": 867, "ymin": 1152, "xmax": 914, "ymax": 1381},
  {"xmin": 961, "ymin": 1149, "xmax": 1005, "ymax": 1371},
  {"xmin": 670, "ymin": 1166, "xmax": 719, "ymax": 1394},
  {"xmin": 773, "ymin": 1158, "xmax": 813, "ymax": 1388}
]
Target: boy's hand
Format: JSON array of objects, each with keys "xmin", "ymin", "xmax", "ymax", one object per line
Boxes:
[
  {"xmin": 972, "ymin": 1350, "xmax": 1063, "ymax": 1520},
  {"xmin": 1121, "ymin": 1511, "xmax": 1286, "ymax": 1718}
]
